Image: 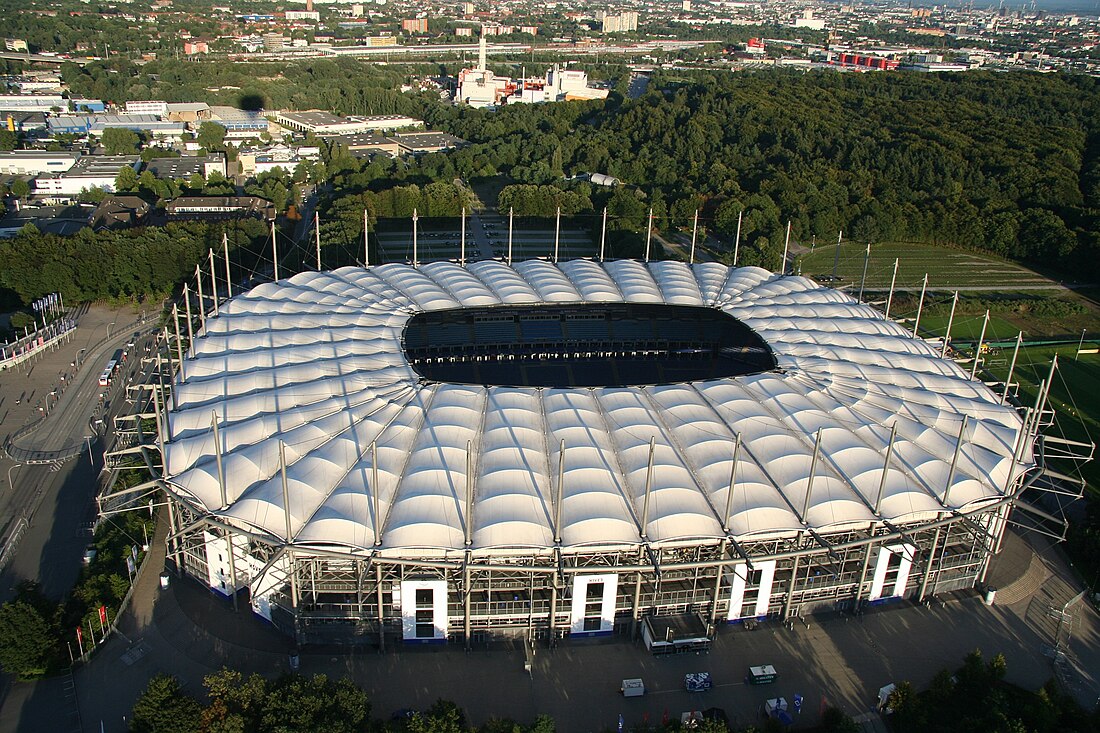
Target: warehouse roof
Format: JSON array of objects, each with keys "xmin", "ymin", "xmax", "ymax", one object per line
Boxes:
[{"xmin": 163, "ymin": 261, "xmax": 1030, "ymax": 558}]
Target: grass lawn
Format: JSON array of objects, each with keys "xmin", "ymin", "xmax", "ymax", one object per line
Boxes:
[
  {"xmin": 916, "ymin": 313, "xmax": 1021, "ymax": 341},
  {"xmin": 799, "ymin": 241, "xmax": 1052, "ymax": 290}
]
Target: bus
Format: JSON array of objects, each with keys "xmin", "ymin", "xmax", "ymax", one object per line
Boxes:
[{"xmin": 98, "ymin": 359, "xmax": 118, "ymax": 387}]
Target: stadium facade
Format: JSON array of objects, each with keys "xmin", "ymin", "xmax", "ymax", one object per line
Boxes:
[{"xmin": 118, "ymin": 260, "xmax": 1047, "ymax": 646}]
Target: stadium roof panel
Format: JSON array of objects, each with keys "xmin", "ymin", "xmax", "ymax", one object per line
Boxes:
[{"xmin": 163, "ymin": 261, "xmax": 1032, "ymax": 557}]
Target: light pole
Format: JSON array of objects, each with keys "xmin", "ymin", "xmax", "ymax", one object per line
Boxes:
[{"xmin": 106, "ymin": 322, "xmax": 116, "ymax": 340}]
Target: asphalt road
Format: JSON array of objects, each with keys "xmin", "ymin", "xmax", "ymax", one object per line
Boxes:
[{"xmin": 0, "ymin": 304, "xmax": 154, "ymax": 602}]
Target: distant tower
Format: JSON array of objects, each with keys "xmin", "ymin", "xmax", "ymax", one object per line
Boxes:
[
  {"xmin": 478, "ymin": 30, "xmax": 487, "ymax": 72},
  {"xmin": 306, "ymin": 0, "xmax": 314, "ymax": 11}
]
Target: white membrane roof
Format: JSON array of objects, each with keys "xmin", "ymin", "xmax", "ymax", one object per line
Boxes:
[{"xmin": 163, "ymin": 261, "xmax": 1031, "ymax": 557}]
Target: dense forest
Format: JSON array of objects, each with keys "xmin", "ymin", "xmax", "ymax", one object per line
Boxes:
[
  {"xmin": 0, "ymin": 220, "xmax": 269, "ymax": 305},
  {"xmin": 418, "ymin": 70, "xmax": 1100, "ymax": 275},
  {"xmin": 306, "ymin": 69, "xmax": 1100, "ymax": 277},
  {"xmin": 0, "ymin": 64, "xmax": 1096, "ymax": 305}
]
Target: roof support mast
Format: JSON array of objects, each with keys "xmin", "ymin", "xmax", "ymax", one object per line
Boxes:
[
  {"xmin": 212, "ymin": 410, "xmax": 237, "ymax": 611},
  {"xmin": 553, "ymin": 206, "xmax": 560, "ymax": 263},
  {"xmin": 858, "ymin": 241, "xmax": 871, "ymax": 302},
  {"xmin": 279, "ymin": 441, "xmax": 298, "ymax": 610},
  {"xmin": 733, "ymin": 210, "xmax": 742, "ymax": 267},
  {"xmin": 372, "ymin": 441, "xmax": 381, "ymax": 546},
  {"xmin": 832, "ymin": 230, "xmax": 842, "ymax": 281},
  {"xmin": 271, "ymin": 220, "xmax": 279, "ymax": 282},
  {"xmin": 942, "ymin": 291, "xmax": 959, "ymax": 358},
  {"xmin": 971, "ymin": 310, "xmax": 990, "ymax": 381},
  {"xmin": 942, "ymin": 416, "xmax": 968, "ymax": 507},
  {"xmin": 194, "ymin": 265, "xmax": 205, "ymax": 329},
  {"xmin": 1002, "ymin": 331, "xmax": 1023, "ymax": 405},
  {"xmin": 722, "ymin": 433, "xmax": 742, "ymax": 532},
  {"xmin": 223, "ymin": 233, "xmax": 232, "ymax": 299},
  {"xmin": 644, "ymin": 207, "xmax": 653, "ymax": 263},
  {"xmin": 802, "ymin": 429, "xmax": 823, "ymax": 522},
  {"xmin": 363, "ymin": 209, "xmax": 370, "ymax": 267},
  {"xmin": 554, "ymin": 440, "xmax": 565, "ymax": 544},
  {"xmin": 781, "ymin": 220, "xmax": 791, "ymax": 275},
  {"xmin": 874, "ymin": 423, "xmax": 897, "ymax": 516},
  {"xmin": 412, "ymin": 209, "xmax": 419, "ymax": 268},
  {"xmin": 460, "ymin": 207, "xmax": 466, "ymax": 267},
  {"xmin": 640, "ymin": 437, "xmax": 655, "ymax": 540},
  {"xmin": 884, "ymin": 257, "xmax": 899, "ymax": 319},
  {"xmin": 913, "ymin": 273, "xmax": 928, "ymax": 338},
  {"xmin": 689, "ymin": 209, "xmax": 698, "ymax": 265},
  {"xmin": 208, "ymin": 249, "xmax": 218, "ymax": 317},
  {"xmin": 171, "ymin": 307, "xmax": 185, "ymax": 383},
  {"xmin": 507, "ymin": 206, "xmax": 514, "ymax": 266},
  {"xmin": 183, "ymin": 284, "xmax": 194, "ymax": 358},
  {"xmin": 315, "ymin": 212, "xmax": 322, "ymax": 271},
  {"xmin": 464, "ymin": 439, "xmax": 474, "ymax": 547},
  {"xmin": 599, "ymin": 207, "xmax": 608, "ymax": 262}
]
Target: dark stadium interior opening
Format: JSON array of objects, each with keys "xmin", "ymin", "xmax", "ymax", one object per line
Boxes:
[{"xmin": 402, "ymin": 303, "xmax": 777, "ymax": 388}]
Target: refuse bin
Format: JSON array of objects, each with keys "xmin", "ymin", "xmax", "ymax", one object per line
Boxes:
[{"xmin": 984, "ymin": 588, "xmax": 996, "ymax": 606}]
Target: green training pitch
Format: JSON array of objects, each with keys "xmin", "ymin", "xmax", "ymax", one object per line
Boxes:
[{"xmin": 799, "ymin": 241, "xmax": 1053, "ymax": 291}]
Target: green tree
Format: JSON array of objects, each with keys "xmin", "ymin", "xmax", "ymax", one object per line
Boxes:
[
  {"xmin": 820, "ymin": 706, "xmax": 859, "ymax": 733},
  {"xmin": 0, "ymin": 128, "xmax": 18, "ymax": 151},
  {"xmin": 130, "ymin": 675, "xmax": 202, "ymax": 733},
  {"xmin": 197, "ymin": 122, "xmax": 227, "ymax": 152},
  {"xmin": 408, "ymin": 700, "xmax": 467, "ymax": 733},
  {"xmin": 0, "ymin": 600, "xmax": 55, "ymax": 679},
  {"xmin": 10, "ymin": 178, "xmax": 30, "ymax": 199},
  {"xmin": 257, "ymin": 674, "xmax": 370, "ymax": 733},
  {"xmin": 101, "ymin": 127, "xmax": 140, "ymax": 155},
  {"xmin": 115, "ymin": 165, "xmax": 139, "ymax": 192}
]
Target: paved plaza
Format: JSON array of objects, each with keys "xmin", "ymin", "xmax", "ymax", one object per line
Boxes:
[{"xmin": 1, "ymin": 516, "xmax": 1096, "ymax": 733}]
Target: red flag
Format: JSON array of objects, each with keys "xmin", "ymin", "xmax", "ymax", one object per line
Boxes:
[
  {"xmin": 76, "ymin": 626, "xmax": 82, "ymax": 644},
  {"xmin": 98, "ymin": 605, "xmax": 107, "ymax": 626}
]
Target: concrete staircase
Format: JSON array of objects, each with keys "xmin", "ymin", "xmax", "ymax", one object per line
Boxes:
[{"xmin": 992, "ymin": 552, "xmax": 1051, "ymax": 606}]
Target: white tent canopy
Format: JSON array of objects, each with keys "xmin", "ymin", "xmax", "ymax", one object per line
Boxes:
[{"xmin": 163, "ymin": 261, "xmax": 1030, "ymax": 557}]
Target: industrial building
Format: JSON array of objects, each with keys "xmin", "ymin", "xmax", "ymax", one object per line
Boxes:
[
  {"xmin": 144, "ymin": 154, "xmax": 227, "ymax": 180},
  {"xmin": 32, "ymin": 155, "xmax": 140, "ymax": 197},
  {"xmin": 104, "ymin": 259, "xmax": 1068, "ymax": 648},
  {"xmin": 0, "ymin": 150, "xmax": 80, "ymax": 175},
  {"xmin": 207, "ymin": 107, "xmax": 273, "ymax": 140},
  {"xmin": 457, "ymin": 35, "xmax": 608, "ymax": 107},
  {"xmin": 275, "ymin": 110, "xmax": 423, "ymax": 136}
]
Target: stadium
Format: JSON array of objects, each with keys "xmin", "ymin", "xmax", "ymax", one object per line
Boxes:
[{"xmin": 131, "ymin": 259, "xmax": 1040, "ymax": 647}]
